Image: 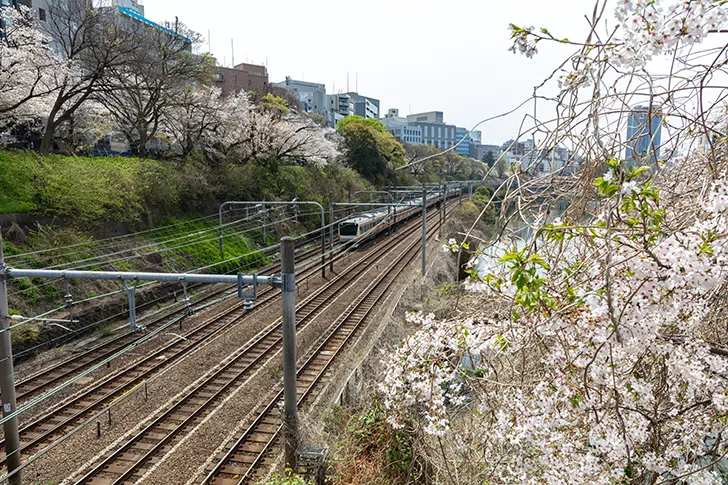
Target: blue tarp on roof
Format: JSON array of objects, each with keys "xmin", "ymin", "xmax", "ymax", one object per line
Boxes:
[{"xmin": 116, "ymin": 6, "xmax": 191, "ymax": 44}]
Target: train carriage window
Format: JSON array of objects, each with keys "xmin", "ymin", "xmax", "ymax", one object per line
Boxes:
[{"xmin": 340, "ymin": 223, "xmax": 359, "ymax": 236}]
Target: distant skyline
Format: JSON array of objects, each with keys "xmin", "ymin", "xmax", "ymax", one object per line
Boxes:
[{"xmin": 143, "ymin": 0, "xmax": 595, "ymax": 144}]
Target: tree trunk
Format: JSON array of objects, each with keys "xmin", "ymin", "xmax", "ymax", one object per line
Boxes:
[{"xmin": 40, "ymin": 121, "xmax": 56, "ymax": 153}]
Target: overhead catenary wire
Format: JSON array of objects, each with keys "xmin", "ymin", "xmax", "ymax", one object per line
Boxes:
[
  {"xmin": 5, "ymin": 212, "xmax": 225, "ymax": 263},
  {"xmin": 6, "ymin": 203, "xmax": 304, "ymax": 268},
  {"xmin": 0, "ymin": 200, "xmax": 441, "ymax": 479},
  {"xmin": 5, "ymin": 208, "xmax": 319, "ymax": 297},
  {"xmin": 0, "ymin": 234, "xmax": 330, "ymax": 432}
]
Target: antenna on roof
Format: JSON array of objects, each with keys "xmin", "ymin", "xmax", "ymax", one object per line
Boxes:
[{"xmin": 231, "ymin": 39, "xmax": 235, "ymax": 67}]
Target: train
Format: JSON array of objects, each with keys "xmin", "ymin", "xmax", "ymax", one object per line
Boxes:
[{"xmin": 338, "ymin": 191, "xmax": 448, "ymax": 244}]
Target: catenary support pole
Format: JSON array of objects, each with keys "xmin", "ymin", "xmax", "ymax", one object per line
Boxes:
[
  {"xmin": 280, "ymin": 237, "xmax": 299, "ymax": 468},
  {"xmin": 438, "ymin": 183, "xmax": 443, "ymax": 238},
  {"xmin": 329, "ymin": 196, "xmax": 334, "ymax": 274},
  {"xmin": 421, "ymin": 186, "xmax": 427, "ymax": 277},
  {"xmin": 262, "ymin": 196, "xmax": 267, "ymax": 244},
  {"xmin": 0, "ymin": 230, "xmax": 22, "ymax": 485},
  {"xmin": 444, "ymin": 185, "xmax": 448, "ymax": 225}
]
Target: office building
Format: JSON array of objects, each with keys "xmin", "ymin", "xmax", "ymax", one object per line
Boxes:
[
  {"xmin": 455, "ymin": 127, "xmax": 471, "ymax": 157},
  {"xmin": 626, "ymin": 105, "xmax": 662, "ymax": 164},
  {"xmin": 414, "ymin": 122, "xmax": 457, "ymax": 150},
  {"xmin": 274, "ymin": 77, "xmax": 327, "ymax": 117},
  {"xmin": 381, "ymin": 109, "xmax": 422, "ymax": 144},
  {"xmin": 343, "ymin": 92, "xmax": 380, "ymax": 119},
  {"xmin": 407, "ymin": 111, "xmax": 444, "ymax": 124},
  {"xmin": 471, "ymin": 143, "xmax": 502, "ymax": 161}
]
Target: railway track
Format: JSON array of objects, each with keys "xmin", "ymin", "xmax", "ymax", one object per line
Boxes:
[
  {"xmin": 0, "ymin": 202, "xmax": 446, "ymax": 477},
  {"xmin": 71, "ymin": 203, "xmax": 449, "ymax": 485},
  {"xmin": 0, "ymin": 241, "xmax": 348, "ymax": 471},
  {"xmin": 202, "ymin": 205, "xmax": 443, "ymax": 485},
  {"xmin": 13, "ymin": 244, "xmax": 325, "ymax": 404}
]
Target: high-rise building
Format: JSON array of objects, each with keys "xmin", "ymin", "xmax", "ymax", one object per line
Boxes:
[
  {"xmin": 626, "ymin": 105, "xmax": 662, "ymax": 164},
  {"xmin": 274, "ymin": 77, "xmax": 327, "ymax": 117}
]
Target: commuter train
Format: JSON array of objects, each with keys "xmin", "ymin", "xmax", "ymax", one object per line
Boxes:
[{"xmin": 338, "ymin": 191, "xmax": 448, "ymax": 243}]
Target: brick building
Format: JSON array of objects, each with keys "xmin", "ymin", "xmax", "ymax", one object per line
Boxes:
[{"xmin": 213, "ymin": 62, "xmax": 269, "ymax": 96}]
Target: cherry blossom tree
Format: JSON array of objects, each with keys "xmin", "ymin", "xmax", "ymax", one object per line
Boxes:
[
  {"xmin": 38, "ymin": 0, "xmax": 139, "ymax": 152},
  {"xmin": 161, "ymin": 85, "xmax": 226, "ymax": 158},
  {"xmin": 380, "ymin": 2, "xmax": 728, "ymax": 484},
  {"xmin": 0, "ymin": 6, "xmax": 57, "ymax": 123},
  {"xmin": 207, "ymin": 91, "xmax": 339, "ymax": 167},
  {"xmin": 95, "ymin": 22, "xmax": 210, "ymax": 157}
]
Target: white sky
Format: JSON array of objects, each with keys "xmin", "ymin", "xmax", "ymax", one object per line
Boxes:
[{"xmin": 142, "ymin": 0, "xmax": 609, "ymax": 145}]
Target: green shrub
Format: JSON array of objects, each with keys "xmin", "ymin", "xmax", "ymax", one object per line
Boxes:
[
  {"xmin": 10, "ymin": 323, "xmax": 40, "ymax": 346},
  {"xmin": 257, "ymin": 470, "xmax": 311, "ymax": 485},
  {"xmin": 43, "ymin": 283, "xmax": 63, "ymax": 302},
  {"xmin": 12, "ymin": 278, "xmax": 39, "ymax": 304}
]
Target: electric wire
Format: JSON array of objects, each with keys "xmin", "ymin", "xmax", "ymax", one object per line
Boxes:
[
  {"xmin": 5, "ymin": 208, "xmax": 321, "ymax": 297},
  {"xmin": 0, "ymin": 201, "xmax": 445, "ymax": 480}
]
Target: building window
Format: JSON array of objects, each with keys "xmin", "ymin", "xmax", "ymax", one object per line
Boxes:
[
  {"xmin": 215, "ymin": 73, "xmax": 224, "ymax": 80},
  {"xmin": 38, "ymin": 8, "xmax": 47, "ymax": 21}
]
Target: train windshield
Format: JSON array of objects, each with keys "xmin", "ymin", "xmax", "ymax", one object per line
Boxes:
[{"xmin": 340, "ymin": 223, "xmax": 359, "ymax": 236}]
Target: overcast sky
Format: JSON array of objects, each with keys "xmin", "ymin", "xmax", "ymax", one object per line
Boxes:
[{"xmin": 143, "ymin": 0, "xmax": 602, "ymax": 145}]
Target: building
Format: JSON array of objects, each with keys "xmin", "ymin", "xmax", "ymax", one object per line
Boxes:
[
  {"xmin": 274, "ymin": 77, "xmax": 327, "ymax": 117},
  {"xmin": 470, "ymin": 130, "xmax": 482, "ymax": 145},
  {"xmin": 213, "ymin": 62, "xmax": 268, "ymax": 96},
  {"xmin": 626, "ymin": 105, "xmax": 662, "ymax": 164},
  {"xmin": 16, "ymin": 0, "xmax": 190, "ymax": 53},
  {"xmin": 325, "ymin": 91, "xmax": 380, "ymax": 127},
  {"xmin": 381, "ymin": 116, "xmax": 422, "ymax": 144},
  {"xmin": 413, "ymin": 122, "xmax": 457, "ymax": 150},
  {"xmin": 325, "ymin": 93, "xmax": 352, "ymax": 127},
  {"xmin": 455, "ymin": 127, "xmax": 471, "ymax": 157},
  {"xmin": 342, "ymin": 92, "xmax": 379, "ymax": 119},
  {"xmin": 407, "ymin": 111, "xmax": 444, "ymax": 124},
  {"xmin": 471, "ymin": 143, "xmax": 502, "ymax": 161}
]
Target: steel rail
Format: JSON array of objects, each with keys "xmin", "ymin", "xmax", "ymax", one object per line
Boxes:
[
  {"xmin": 71, "ymin": 206, "xmax": 442, "ymax": 485},
  {"xmin": 0, "ymin": 244, "xmax": 346, "ymax": 471},
  {"xmin": 12, "ymin": 245, "xmax": 322, "ymax": 403},
  {"xmin": 202, "ymin": 202, "xmax": 447, "ymax": 485}
]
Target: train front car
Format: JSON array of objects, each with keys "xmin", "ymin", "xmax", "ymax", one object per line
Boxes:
[{"xmin": 338, "ymin": 215, "xmax": 366, "ymax": 242}]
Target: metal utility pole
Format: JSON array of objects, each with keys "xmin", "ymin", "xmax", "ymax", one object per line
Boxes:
[
  {"xmin": 438, "ymin": 183, "xmax": 443, "ymax": 238},
  {"xmin": 262, "ymin": 196, "xmax": 267, "ymax": 244},
  {"xmin": 0, "ymin": 231, "xmax": 23, "ymax": 485},
  {"xmin": 280, "ymin": 237, "xmax": 299, "ymax": 468},
  {"xmin": 329, "ymin": 196, "xmax": 334, "ymax": 274},
  {"xmin": 443, "ymin": 185, "xmax": 449, "ymax": 225},
  {"xmin": 421, "ymin": 186, "xmax": 427, "ymax": 277}
]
